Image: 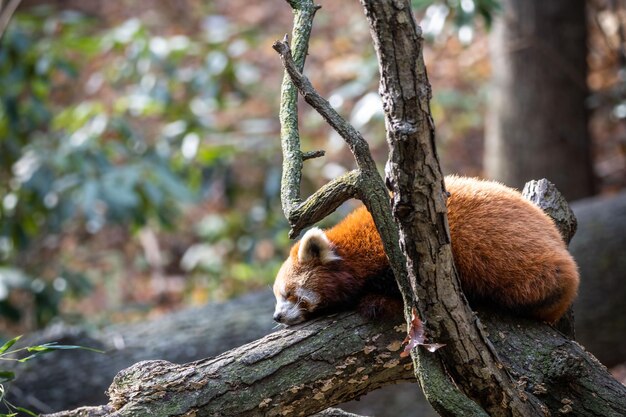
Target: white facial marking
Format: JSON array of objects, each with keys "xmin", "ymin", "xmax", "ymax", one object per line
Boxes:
[
  {"xmin": 272, "ymin": 263, "xmax": 323, "ymax": 325},
  {"xmin": 273, "ymin": 294, "xmax": 305, "ymax": 325},
  {"xmin": 296, "ymin": 287, "xmax": 320, "ymax": 307}
]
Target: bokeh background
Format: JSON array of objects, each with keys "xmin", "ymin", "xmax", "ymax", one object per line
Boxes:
[{"xmin": 0, "ymin": 0, "xmax": 625, "ymax": 415}]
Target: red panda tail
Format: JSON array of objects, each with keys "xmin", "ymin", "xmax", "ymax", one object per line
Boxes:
[{"xmin": 527, "ymin": 250, "xmax": 580, "ymax": 323}]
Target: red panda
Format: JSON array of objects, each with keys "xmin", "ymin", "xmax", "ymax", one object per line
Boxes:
[{"xmin": 272, "ymin": 176, "xmax": 580, "ymax": 325}]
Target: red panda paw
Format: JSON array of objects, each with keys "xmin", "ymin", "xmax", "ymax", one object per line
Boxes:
[{"xmin": 357, "ymin": 294, "xmax": 403, "ymax": 320}]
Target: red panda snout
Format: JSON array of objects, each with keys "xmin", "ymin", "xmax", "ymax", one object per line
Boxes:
[{"xmin": 273, "ymin": 259, "xmax": 314, "ymax": 325}]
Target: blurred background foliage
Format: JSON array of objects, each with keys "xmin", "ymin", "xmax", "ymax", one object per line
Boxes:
[{"xmin": 0, "ymin": 0, "xmax": 623, "ymax": 335}]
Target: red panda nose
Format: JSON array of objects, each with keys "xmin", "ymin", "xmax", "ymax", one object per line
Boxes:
[{"xmin": 273, "ymin": 312, "xmax": 283, "ymax": 323}]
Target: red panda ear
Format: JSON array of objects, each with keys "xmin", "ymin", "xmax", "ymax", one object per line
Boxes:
[{"xmin": 298, "ymin": 227, "xmax": 341, "ymax": 264}]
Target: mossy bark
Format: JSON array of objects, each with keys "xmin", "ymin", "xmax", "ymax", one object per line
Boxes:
[{"xmin": 43, "ymin": 308, "xmax": 626, "ymax": 417}]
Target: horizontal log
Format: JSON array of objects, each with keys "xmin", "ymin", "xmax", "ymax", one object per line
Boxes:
[{"xmin": 44, "ymin": 306, "xmax": 626, "ymax": 417}]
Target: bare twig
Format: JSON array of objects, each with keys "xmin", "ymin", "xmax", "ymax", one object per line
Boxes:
[
  {"xmin": 302, "ymin": 150, "xmax": 326, "ymax": 161},
  {"xmin": 273, "ymin": 39, "xmax": 376, "ymax": 172}
]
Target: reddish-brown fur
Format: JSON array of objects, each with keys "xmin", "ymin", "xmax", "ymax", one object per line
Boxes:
[{"xmin": 287, "ymin": 176, "xmax": 579, "ymax": 323}]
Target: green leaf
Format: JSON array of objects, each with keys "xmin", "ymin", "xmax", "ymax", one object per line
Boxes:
[
  {"xmin": 17, "ymin": 343, "xmax": 103, "ymax": 362},
  {"xmin": 15, "ymin": 407, "xmax": 38, "ymax": 417},
  {"xmin": 26, "ymin": 342, "xmax": 103, "ymax": 353},
  {"xmin": 0, "ymin": 370, "xmax": 15, "ymax": 383},
  {"xmin": 0, "ymin": 336, "xmax": 21, "ymax": 355}
]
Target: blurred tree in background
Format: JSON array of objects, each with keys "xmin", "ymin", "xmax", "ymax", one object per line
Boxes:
[
  {"xmin": 486, "ymin": 0, "xmax": 594, "ymax": 200},
  {"xmin": 0, "ymin": 0, "xmax": 623, "ymax": 338}
]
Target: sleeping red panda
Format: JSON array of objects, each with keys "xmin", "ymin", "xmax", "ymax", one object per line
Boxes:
[{"xmin": 272, "ymin": 176, "xmax": 580, "ymax": 326}]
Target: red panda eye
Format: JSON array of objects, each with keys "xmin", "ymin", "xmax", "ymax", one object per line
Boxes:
[{"xmin": 284, "ymin": 290, "xmax": 293, "ymax": 298}]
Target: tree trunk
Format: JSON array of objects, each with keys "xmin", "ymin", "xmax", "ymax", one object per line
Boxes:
[
  {"xmin": 362, "ymin": 2, "xmax": 545, "ymax": 415},
  {"xmin": 485, "ymin": 0, "xmax": 594, "ymax": 200}
]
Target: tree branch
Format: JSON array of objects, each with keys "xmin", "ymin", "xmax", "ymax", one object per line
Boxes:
[
  {"xmin": 278, "ymin": 0, "xmax": 320, "ymax": 219},
  {"xmin": 43, "ymin": 308, "xmax": 626, "ymax": 417},
  {"xmin": 302, "ymin": 150, "xmax": 326, "ymax": 161},
  {"xmin": 359, "ymin": 1, "xmax": 547, "ymax": 415},
  {"xmin": 286, "ymin": 170, "xmax": 359, "ymax": 238},
  {"xmin": 58, "ymin": 313, "xmax": 414, "ymax": 417},
  {"xmin": 273, "ymin": 39, "xmax": 376, "ymax": 172}
]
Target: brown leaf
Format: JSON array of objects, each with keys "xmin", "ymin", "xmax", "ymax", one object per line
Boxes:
[{"xmin": 400, "ymin": 308, "xmax": 446, "ymax": 357}]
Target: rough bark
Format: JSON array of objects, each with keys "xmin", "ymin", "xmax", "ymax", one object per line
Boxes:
[
  {"xmin": 522, "ymin": 179, "xmax": 577, "ymax": 338},
  {"xmin": 42, "ymin": 309, "xmax": 626, "ymax": 417},
  {"xmin": 48, "ymin": 312, "xmax": 415, "ymax": 417},
  {"xmin": 485, "ymin": 0, "xmax": 595, "ymax": 200},
  {"xmin": 361, "ymin": 1, "xmax": 545, "ymax": 415}
]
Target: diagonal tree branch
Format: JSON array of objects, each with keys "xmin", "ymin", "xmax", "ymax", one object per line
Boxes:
[
  {"xmin": 286, "ymin": 170, "xmax": 359, "ymax": 238},
  {"xmin": 273, "ymin": 38, "xmax": 377, "ymax": 172}
]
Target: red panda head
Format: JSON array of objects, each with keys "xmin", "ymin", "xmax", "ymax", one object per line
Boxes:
[{"xmin": 272, "ymin": 227, "xmax": 361, "ymax": 325}]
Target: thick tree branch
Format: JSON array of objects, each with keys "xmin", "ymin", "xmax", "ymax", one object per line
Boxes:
[
  {"xmin": 48, "ymin": 313, "xmax": 414, "ymax": 417},
  {"xmin": 360, "ymin": 1, "xmax": 546, "ymax": 415},
  {"xmin": 287, "ymin": 170, "xmax": 359, "ymax": 238},
  {"xmin": 43, "ymin": 308, "xmax": 626, "ymax": 417}
]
